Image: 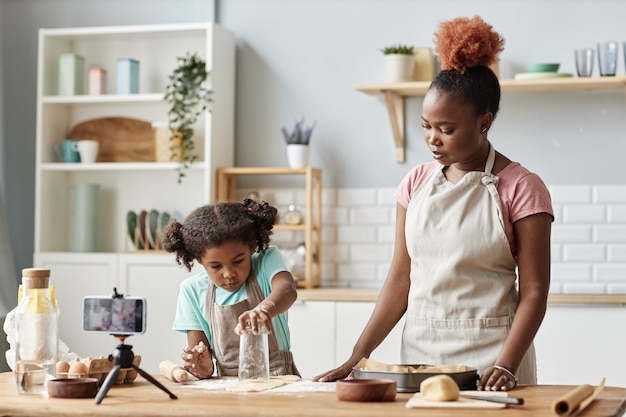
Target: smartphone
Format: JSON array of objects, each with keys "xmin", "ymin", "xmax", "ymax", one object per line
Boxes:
[{"xmin": 82, "ymin": 296, "xmax": 146, "ymax": 335}]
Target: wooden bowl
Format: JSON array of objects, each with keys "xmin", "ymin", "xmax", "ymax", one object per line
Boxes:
[
  {"xmin": 47, "ymin": 377, "xmax": 99, "ymax": 398},
  {"xmin": 336, "ymin": 379, "xmax": 397, "ymax": 402}
]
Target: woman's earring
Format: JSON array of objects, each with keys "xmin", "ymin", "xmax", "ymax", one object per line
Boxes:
[{"xmin": 481, "ymin": 128, "xmax": 488, "ymax": 134}]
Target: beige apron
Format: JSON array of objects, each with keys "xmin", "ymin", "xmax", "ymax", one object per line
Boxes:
[
  {"xmin": 401, "ymin": 144, "xmax": 536, "ymax": 384},
  {"xmin": 206, "ymin": 271, "xmax": 299, "ymax": 377}
]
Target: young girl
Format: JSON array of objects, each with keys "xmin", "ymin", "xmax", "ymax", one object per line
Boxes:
[{"xmin": 161, "ymin": 198, "xmax": 300, "ymax": 378}]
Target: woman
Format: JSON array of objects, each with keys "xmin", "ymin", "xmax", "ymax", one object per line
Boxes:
[{"xmin": 314, "ymin": 16, "xmax": 553, "ymax": 391}]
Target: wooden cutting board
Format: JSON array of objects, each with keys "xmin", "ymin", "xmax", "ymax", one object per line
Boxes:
[{"xmin": 69, "ymin": 117, "xmax": 155, "ymax": 162}]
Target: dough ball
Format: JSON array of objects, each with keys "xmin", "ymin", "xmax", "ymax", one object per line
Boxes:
[
  {"xmin": 56, "ymin": 361, "xmax": 70, "ymax": 373},
  {"xmin": 420, "ymin": 374, "xmax": 460, "ymax": 401},
  {"xmin": 68, "ymin": 361, "xmax": 89, "ymax": 375}
]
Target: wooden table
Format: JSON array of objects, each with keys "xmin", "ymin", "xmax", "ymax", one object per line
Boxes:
[{"xmin": 1, "ymin": 372, "xmax": 625, "ymax": 417}]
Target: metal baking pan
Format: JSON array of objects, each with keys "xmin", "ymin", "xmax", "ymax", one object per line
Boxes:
[{"xmin": 352, "ymin": 365, "xmax": 479, "ymax": 393}]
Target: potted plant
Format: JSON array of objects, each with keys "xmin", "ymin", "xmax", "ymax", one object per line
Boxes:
[
  {"xmin": 381, "ymin": 44, "xmax": 415, "ymax": 82},
  {"xmin": 281, "ymin": 118, "xmax": 315, "ymax": 168},
  {"xmin": 164, "ymin": 52, "xmax": 212, "ymax": 183}
]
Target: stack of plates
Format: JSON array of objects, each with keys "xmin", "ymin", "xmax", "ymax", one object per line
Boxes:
[{"xmin": 514, "ymin": 62, "xmax": 572, "ymax": 80}]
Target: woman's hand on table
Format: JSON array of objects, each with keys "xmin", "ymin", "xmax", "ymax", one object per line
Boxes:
[
  {"xmin": 312, "ymin": 360, "xmax": 357, "ymax": 382},
  {"xmin": 478, "ymin": 365, "xmax": 518, "ymax": 391},
  {"xmin": 181, "ymin": 341, "xmax": 213, "ymax": 379}
]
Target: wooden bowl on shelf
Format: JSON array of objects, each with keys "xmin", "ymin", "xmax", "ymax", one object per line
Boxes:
[
  {"xmin": 336, "ymin": 379, "xmax": 397, "ymax": 402},
  {"xmin": 47, "ymin": 377, "xmax": 99, "ymax": 398}
]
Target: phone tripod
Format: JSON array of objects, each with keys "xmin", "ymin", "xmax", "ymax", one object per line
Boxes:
[{"xmin": 95, "ymin": 336, "xmax": 177, "ymax": 404}]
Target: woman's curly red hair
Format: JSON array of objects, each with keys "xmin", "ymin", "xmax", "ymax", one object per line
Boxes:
[{"xmin": 434, "ymin": 15, "xmax": 504, "ymax": 73}]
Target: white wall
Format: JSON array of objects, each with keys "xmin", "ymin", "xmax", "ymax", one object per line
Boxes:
[
  {"xmin": 0, "ymin": 0, "xmax": 215, "ymax": 274},
  {"xmin": 219, "ymin": 0, "xmax": 626, "ymax": 188},
  {"xmin": 2, "ymin": 0, "xmax": 626, "ymax": 274}
]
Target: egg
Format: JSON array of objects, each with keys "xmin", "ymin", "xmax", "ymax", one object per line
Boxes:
[
  {"xmin": 68, "ymin": 361, "xmax": 89, "ymax": 375},
  {"xmin": 55, "ymin": 361, "xmax": 70, "ymax": 373}
]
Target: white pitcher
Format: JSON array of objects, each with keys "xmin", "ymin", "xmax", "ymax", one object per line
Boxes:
[{"xmin": 70, "ymin": 183, "xmax": 100, "ymax": 252}]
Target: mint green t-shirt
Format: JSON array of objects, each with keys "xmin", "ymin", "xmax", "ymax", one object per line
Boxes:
[{"xmin": 172, "ymin": 246, "xmax": 292, "ymax": 351}]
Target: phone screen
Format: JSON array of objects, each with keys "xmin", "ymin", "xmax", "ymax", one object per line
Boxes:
[{"xmin": 82, "ymin": 296, "xmax": 146, "ymax": 335}]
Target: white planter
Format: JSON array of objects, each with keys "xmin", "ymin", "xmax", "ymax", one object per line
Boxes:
[
  {"xmin": 384, "ymin": 54, "xmax": 415, "ymax": 83},
  {"xmin": 286, "ymin": 144, "xmax": 309, "ymax": 168}
]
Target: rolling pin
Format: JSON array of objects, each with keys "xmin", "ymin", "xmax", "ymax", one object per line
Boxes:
[{"xmin": 159, "ymin": 360, "xmax": 189, "ymax": 383}]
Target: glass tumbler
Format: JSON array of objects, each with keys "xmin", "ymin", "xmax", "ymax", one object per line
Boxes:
[
  {"xmin": 238, "ymin": 327, "xmax": 270, "ymax": 382},
  {"xmin": 574, "ymin": 48, "xmax": 594, "ymax": 77},
  {"xmin": 597, "ymin": 41, "xmax": 618, "ymax": 76}
]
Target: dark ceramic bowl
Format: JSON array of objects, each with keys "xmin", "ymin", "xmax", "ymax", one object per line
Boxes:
[
  {"xmin": 336, "ymin": 379, "xmax": 397, "ymax": 402},
  {"xmin": 47, "ymin": 377, "xmax": 99, "ymax": 398}
]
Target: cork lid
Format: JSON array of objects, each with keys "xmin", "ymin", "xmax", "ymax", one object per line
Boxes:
[{"xmin": 22, "ymin": 268, "xmax": 51, "ymax": 289}]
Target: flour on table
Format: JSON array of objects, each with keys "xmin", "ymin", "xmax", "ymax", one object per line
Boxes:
[{"xmin": 226, "ymin": 375, "xmax": 301, "ymax": 392}]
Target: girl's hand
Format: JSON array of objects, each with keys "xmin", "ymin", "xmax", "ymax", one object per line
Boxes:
[
  {"xmin": 234, "ymin": 304, "xmax": 273, "ymax": 336},
  {"xmin": 181, "ymin": 341, "xmax": 213, "ymax": 379}
]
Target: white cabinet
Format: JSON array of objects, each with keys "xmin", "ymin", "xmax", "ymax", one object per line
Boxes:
[
  {"xmin": 335, "ymin": 302, "xmax": 404, "ymax": 365},
  {"xmin": 34, "ymin": 23, "xmax": 235, "ymax": 374},
  {"xmin": 35, "ymin": 22, "xmax": 235, "ymax": 254},
  {"xmin": 116, "ymin": 254, "xmax": 200, "ymax": 373},
  {"xmin": 34, "ymin": 253, "xmax": 119, "ymax": 361},
  {"xmin": 36, "ymin": 252, "xmax": 202, "ymax": 374},
  {"xmin": 534, "ymin": 304, "xmax": 626, "ymax": 387},
  {"xmin": 289, "ymin": 301, "xmax": 336, "ymax": 378},
  {"xmin": 288, "ymin": 300, "xmax": 405, "ymax": 379}
]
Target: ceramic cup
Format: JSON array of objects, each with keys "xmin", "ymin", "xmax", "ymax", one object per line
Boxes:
[
  {"xmin": 597, "ymin": 41, "xmax": 618, "ymax": 76},
  {"xmin": 575, "ymin": 48, "xmax": 595, "ymax": 77},
  {"xmin": 77, "ymin": 140, "xmax": 99, "ymax": 163},
  {"xmin": 54, "ymin": 139, "xmax": 80, "ymax": 163}
]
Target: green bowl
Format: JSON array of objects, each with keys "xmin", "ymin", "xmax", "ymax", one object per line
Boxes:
[{"xmin": 526, "ymin": 63, "xmax": 560, "ymax": 73}]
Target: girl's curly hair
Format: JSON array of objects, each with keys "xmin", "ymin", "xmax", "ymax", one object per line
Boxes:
[
  {"xmin": 429, "ymin": 16, "xmax": 505, "ymax": 118},
  {"xmin": 434, "ymin": 15, "xmax": 504, "ymax": 73},
  {"xmin": 160, "ymin": 198, "xmax": 278, "ymax": 271}
]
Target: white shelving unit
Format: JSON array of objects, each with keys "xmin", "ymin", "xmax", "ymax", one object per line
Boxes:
[{"xmin": 33, "ymin": 22, "xmax": 235, "ymax": 373}]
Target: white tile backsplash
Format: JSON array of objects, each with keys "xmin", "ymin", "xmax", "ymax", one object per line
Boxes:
[
  {"xmin": 608, "ymin": 245, "xmax": 626, "ymax": 261},
  {"xmin": 562, "ymin": 205, "xmax": 606, "ymax": 223},
  {"xmin": 549, "ymin": 186, "xmax": 592, "ymax": 204},
  {"xmin": 608, "ymin": 206, "xmax": 626, "ymax": 223},
  {"xmin": 593, "ymin": 186, "xmax": 626, "ymax": 203},
  {"xmin": 259, "ymin": 184, "xmax": 626, "ymax": 293}
]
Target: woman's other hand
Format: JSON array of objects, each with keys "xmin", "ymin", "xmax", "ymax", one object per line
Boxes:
[
  {"xmin": 478, "ymin": 365, "xmax": 518, "ymax": 391},
  {"xmin": 181, "ymin": 340, "xmax": 213, "ymax": 379}
]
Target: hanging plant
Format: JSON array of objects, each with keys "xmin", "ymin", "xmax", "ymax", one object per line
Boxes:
[{"xmin": 164, "ymin": 52, "xmax": 212, "ymax": 183}]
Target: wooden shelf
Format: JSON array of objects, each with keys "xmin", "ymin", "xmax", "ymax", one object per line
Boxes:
[
  {"xmin": 216, "ymin": 166, "xmax": 323, "ymax": 289},
  {"xmin": 354, "ymin": 76, "xmax": 626, "ymax": 162}
]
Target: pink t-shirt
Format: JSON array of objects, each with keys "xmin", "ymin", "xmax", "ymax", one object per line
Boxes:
[{"xmin": 394, "ymin": 161, "xmax": 554, "ymax": 258}]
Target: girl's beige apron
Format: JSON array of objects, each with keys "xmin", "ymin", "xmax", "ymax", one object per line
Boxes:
[
  {"xmin": 401, "ymin": 145, "xmax": 536, "ymax": 383},
  {"xmin": 206, "ymin": 272, "xmax": 299, "ymax": 376}
]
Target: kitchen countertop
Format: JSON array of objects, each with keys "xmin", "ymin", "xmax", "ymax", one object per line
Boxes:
[
  {"xmin": 297, "ymin": 288, "xmax": 626, "ymax": 305},
  {"xmin": 1, "ymin": 372, "xmax": 625, "ymax": 417}
]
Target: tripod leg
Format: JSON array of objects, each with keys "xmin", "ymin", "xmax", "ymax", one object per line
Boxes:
[
  {"xmin": 95, "ymin": 364, "xmax": 122, "ymax": 404},
  {"xmin": 133, "ymin": 365, "xmax": 178, "ymax": 399}
]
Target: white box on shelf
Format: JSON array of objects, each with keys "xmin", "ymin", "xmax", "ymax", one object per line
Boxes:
[{"xmin": 117, "ymin": 58, "xmax": 139, "ymax": 94}]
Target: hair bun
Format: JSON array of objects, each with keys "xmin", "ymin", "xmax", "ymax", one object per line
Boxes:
[{"xmin": 433, "ymin": 15, "xmax": 504, "ymax": 73}]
